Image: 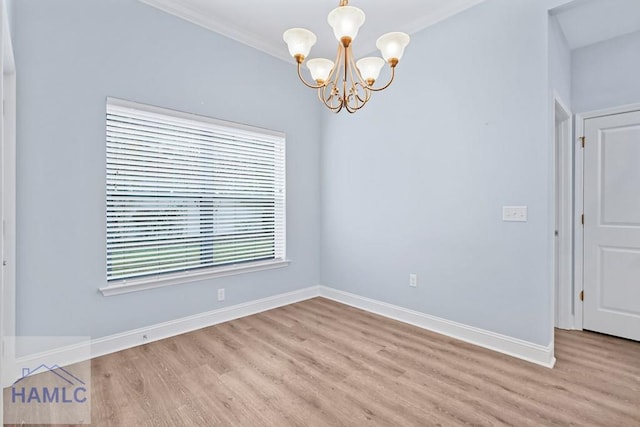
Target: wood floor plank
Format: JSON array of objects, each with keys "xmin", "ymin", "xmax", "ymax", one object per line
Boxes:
[{"xmin": 4, "ymin": 297, "xmax": 640, "ymax": 426}]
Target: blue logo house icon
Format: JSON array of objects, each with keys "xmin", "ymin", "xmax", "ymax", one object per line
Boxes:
[
  {"xmin": 5, "ymin": 362, "xmax": 92, "ymax": 424},
  {"xmin": 12, "ymin": 364, "xmax": 88, "ymax": 404}
]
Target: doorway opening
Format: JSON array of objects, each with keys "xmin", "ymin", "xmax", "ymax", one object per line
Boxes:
[{"xmin": 554, "ymin": 95, "xmax": 574, "ymax": 330}]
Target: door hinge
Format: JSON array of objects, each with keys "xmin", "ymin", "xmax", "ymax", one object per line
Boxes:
[
  {"xmin": 581, "ymin": 214, "xmax": 584, "ymax": 225},
  {"xmin": 580, "ymin": 136, "xmax": 585, "ymax": 148},
  {"xmin": 580, "ymin": 290, "xmax": 584, "ymax": 301}
]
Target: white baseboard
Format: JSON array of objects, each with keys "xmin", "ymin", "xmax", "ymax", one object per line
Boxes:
[
  {"xmin": 318, "ymin": 286, "xmax": 556, "ymax": 368},
  {"xmin": 3, "ymin": 286, "xmax": 320, "ymax": 387},
  {"xmin": 4, "ymin": 284, "xmax": 555, "ymax": 387},
  {"xmin": 90, "ymin": 285, "xmax": 320, "ymax": 360}
]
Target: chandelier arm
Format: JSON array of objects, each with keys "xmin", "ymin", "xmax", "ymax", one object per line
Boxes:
[
  {"xmin": 317, "ymin": 87, "xmax": 326, "ymax": 104},
  {"xmin": 366, "ymin": 65, "xmax": 396, "ymax": 92},
  {"xmin": 347, "ymin": 88, "xmax": 362, "ymax": 110},
  {"xmin": 350, "ymin": 50, "xmax": 370, "ymax": 89},
  {"xmin": 344, "ymin": 46, "xmax": 372, "ymax": 109},
  {"xmin": 345, "ymin": 91, "xmax": 366, "ymax": 112},
  {"xmin": 352, "ymin": 55, "xmax": 370, "ymax": 105},
  {"xmin": 320, "ymin": 80, "xmax": 336, "ymax": 106},
  {"xmin": 332, "ymin": 95, "xmax": 345, "ymax": 113},
  {"xmin": 335, "ymin": 44, "xmax": 343, "ymax": 64},
  {"xmin": 347, "ymin": 90, "xmax": 369, "ymax": 112},
  {"xmin": 343, "ymin": 45, "xmax": 364, "ymax": 112},
  {"xmin": 296, "ymin": 62, "xmax": 327, "ymax": 89},
  {"xmin": 320, "ymin": 83, "xmax": 343, "ymax": 112},
  {"xmin": 325, "ymin": 45, "xmax": 345, "ymax": 113},
  {"xmin": 348, "ymin": 50, "xmax": 363, "ymax": 104},
  {"xmin": 353, "ymin": 83, "xmax": 371, "ymax": 104},
  {"xmin": 345, "ymin": 99, "xmax": 363, "ymax": 113},
  {"xmin": 329, "ymin": 93, "xmax": 344, "ymax": 113}
]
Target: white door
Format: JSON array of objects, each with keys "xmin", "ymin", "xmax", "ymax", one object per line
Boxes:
[{"xmin": 583, "ymin": 110, "xmax": 640, "ymax": 341}]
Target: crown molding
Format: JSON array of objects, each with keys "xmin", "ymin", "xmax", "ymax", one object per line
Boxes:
[
  {"xmin": 138, "ymin": 0, "xmax": 293, "ymax": 63},
  {"xmin": 403, "ymin": 0, "xmax": 485, "ymax": 36},
  {"xmin": 138, "ymin": 0, "xmax": 486, "ymax": 65}
]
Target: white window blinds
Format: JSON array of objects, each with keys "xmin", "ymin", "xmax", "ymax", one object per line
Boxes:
[{"xmin": 106, "ymin": 98, "xmax": 285, "ymax": 283}]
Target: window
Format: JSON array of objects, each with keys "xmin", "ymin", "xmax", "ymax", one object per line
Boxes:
[{"xmin": 103, "ymin": 98, "xmax": 286, "ymax": 295}]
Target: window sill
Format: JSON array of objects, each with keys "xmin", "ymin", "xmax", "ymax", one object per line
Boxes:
[{"xmin": 99, "ymin": 259, "xmax": 290, "ymax": 296}]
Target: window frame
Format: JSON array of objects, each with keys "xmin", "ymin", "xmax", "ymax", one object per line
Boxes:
[{"xmin": 100, "ymin": 98, "xmax": 288, "ymax": 296}]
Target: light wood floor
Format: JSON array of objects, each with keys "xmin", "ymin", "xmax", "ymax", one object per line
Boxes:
[{"xmin": 7, "ymin": 297, "xmax": 640, "ymax": 426}]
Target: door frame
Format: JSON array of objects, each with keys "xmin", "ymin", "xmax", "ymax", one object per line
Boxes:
[
  {"xmin": 574, "ymin": 102, "xmax": 640, "ymax": 331},
  {"xmin": 0, "ymin": 0, "xmax": 15, "ymax": 416},
  {"xmin": 553, "ymin": 93, "xmax": 573, "ymax": 329}
]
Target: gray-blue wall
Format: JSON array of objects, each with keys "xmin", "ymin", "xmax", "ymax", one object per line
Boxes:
[
  {"xmin": 320, "ymin": 0, "xmax": 556, "ymax": 346},
  {"xmin": 572, "ymin": 30, "xmax": 640, "ymax": 112},
  {"xmin": 13, "ymin": 0, "xmax": 321, "ymax": 340},
  {"xmin": 12, "ymin": 0, "xmax": 576, "ymax": 351}
]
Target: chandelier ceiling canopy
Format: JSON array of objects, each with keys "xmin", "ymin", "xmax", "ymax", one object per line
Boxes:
[{"xmin": 283, "ymin": 0, "xmax": 410, "ymax": 114}]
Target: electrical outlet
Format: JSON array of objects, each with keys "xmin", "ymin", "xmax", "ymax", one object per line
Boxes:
[
  {"xmin": 409, "ymin": 274, "xmax": 417, "ymax": 287},
  {"xmin": 217, "ymin": 288, "xmax": 225, "ymax": 301}
]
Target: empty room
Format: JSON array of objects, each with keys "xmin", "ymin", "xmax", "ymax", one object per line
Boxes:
[{"xmin": 1, "ymin": 0, "xmax": 639, "ymax": 425}]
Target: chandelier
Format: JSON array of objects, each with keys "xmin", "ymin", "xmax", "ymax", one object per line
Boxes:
[{"xmin": 283, "ymin": 0, "xmax": 410, "ymax": 114}]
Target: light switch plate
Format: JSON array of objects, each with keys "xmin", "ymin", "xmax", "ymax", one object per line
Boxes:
[{"xmin": 503, "ymin": 206, "xmax": 527, "ymax": 222}]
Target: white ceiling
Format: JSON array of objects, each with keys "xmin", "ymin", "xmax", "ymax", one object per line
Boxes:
[
  {"xmin": 552, "ymin": 0, "xmax": 640, "ymax": 49},
  {"xmin": 139, "ymin": 0, "xmax": 485, "ymax": 62}
]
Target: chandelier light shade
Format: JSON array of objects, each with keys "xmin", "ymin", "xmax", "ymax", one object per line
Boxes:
[
  {"xmin": 327, "ymin": 6, "xmax": 366, "ymax": 42},
  {"xmin": 307, "ymin": 58, "xmax": 334, "ymax": 83},
  {"xmin": 356, "ymin": 57, "xmax": 385, "ymax": 83},
  {"xmin": 283, "ymin": 28, "xmax": 317, "ymax": 58},
  {"xmin": 283, "ymin": 0, "xmax": 410, "ymax": 113},
  {"xmin": 376, "ymin": 32, "xmax": 411, "ymax": 62}
]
